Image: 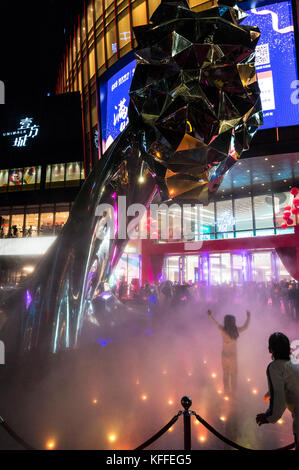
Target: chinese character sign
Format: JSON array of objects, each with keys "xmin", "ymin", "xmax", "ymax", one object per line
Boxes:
[
  {"xmin": 242, "ymin": 1, "xmax": 299, "ymax": 129},
  {"xmin": 100, "ymin": 59, "xmax": 136, "ymax": 153},
  {"xmin": 2, "ymin": 117, "xmax": 40, "ymax": 147}
]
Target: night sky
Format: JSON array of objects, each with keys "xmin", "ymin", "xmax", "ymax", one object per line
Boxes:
[{"xmin": 0, "ymin": 0, "xmax": 83, "ymax": 106}]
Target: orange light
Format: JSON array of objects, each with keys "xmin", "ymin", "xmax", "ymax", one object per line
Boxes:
[
  {"xmin": 252, "ymin": 388, "xmax": 258, "ymax": 395},
  {"xmin": 278, "ymin": 419, "xmax": 284, "ymax": 424},
  {"xmin": 194, "ymin": 419, "xmax": 199, "ymax": 425},
  {"xmin": 136, "ymin": 378, "xmax": 140, "ymax": 385},
  {"xmin": 224, "ymin": 396, "xmax": 230, "ymax": 401},
  {"xmin": 108, "ymin": 434, "xmax": 117, "ymax": 442},
  {"xmin": 220, "ymin": 416, "xmax": 226, "ymax": 422},
  {"xmin": 46, "ymin": 440, "xmax": 55, "ymax": 450},
  {"xmin": 92, "ymin": 399, "xmax": 98, "ymax": 405},
  {"xmin": 156, "ymin": 152, "xmax": 162, "ymax": 159},
  {"xmin": 188, "ymin": 371, "xmax": 193, "ymax": 377},
  {"xmin": 211, "ymin": 372, "xmax": 217, "ymax": 379},
  {"xmin": 141, "ymin": 394, "xmax": 148, "ymax": 401},
  {"xmin": 168, "ymin": 427, "xmax": 173, "ymax": 432},
  {"xmin": 217, "ymin": 389, "xmax": 223, "ymax": 395},
  {"xmin": 203, "ymin": 360, "xmax": 207, "ymax": 365},
  {"xmin": 247, "ymin": 378, "xmax": 251, "ymax": 383},
  {"xmin": 198, "ymin": 435, "xmax": 206, "ymax": 442},
  {"xmin": 162, "ymin": 370, "xmax": 167, "ymax": 375},
  {"xmin": 168, "ymin": 399, "xmax": 174, "ymax": 406}
]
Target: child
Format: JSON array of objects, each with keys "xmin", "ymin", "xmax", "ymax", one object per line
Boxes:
[{"xmin": 208, "ymin": 310, "xmax": 251, "ymax": 397}]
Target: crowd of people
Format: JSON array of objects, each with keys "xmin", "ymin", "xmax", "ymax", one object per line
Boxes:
[
  {"xmin": 0, "ymin": 223, "xmax": 65, "ymax": 238},
  {"xmin": 115, "ymin": 278, "xmax": 299, "ymax": 321}
]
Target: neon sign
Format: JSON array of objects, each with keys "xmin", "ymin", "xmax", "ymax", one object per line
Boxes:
[{"xmin": 3, "ymin": 117, "xmax": 40, "ymax": 147}]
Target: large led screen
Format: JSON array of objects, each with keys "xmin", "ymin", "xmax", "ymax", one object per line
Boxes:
[
  {"xmin": 100, "ymin": 58, "xmax": 136, "ymax": 153},
  {"xmin": 242, "ymin": 0, "xmax": 299, "ymax": 129},
  {"xmin": 99, "ymin": 1, "xmax": 299, "ymax": 152}
]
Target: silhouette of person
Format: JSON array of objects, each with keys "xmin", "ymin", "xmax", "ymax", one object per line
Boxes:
[{"xmin": 208, "ymin": 310, "xmax": 251, "ymax": 397}]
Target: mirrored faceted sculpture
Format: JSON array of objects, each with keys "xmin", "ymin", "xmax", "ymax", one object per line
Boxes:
[{"xmin": 0, "ymin": 0, "xmax": 262, "ymax": 358}]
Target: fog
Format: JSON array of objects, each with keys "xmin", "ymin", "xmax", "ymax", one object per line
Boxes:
[{"xmin": 0, "ymin": 288, "xmax": 298, "ymax": 450}]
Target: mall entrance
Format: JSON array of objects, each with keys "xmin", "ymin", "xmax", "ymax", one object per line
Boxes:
[{"xmin": 163, "ymin": 250, "xmax": 290, "ymax": 285}]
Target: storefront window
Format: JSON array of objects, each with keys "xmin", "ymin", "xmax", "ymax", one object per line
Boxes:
[
  {"xmin": 25, "ymin": 212, "xmax": 39, "ymax": 237},
  {"xmin": 22, "ymin": 167, "xmax": 38, "ymax": 190},
  {"xmin": 49, "ymin": 164, "xmax": 65, "ymax": 188},
  {"xmin": 252, "ymin": 251, "xmax": 272, "ymax": 283},
  {"xmin": 186, "ymin": 256, "xmax": 198, "ymax": 283},
  {"xmin": 0, "ymin": 170, "xmax": 8, "ymax": 192},
  {"xmin": 274, "ymin": 191, "xmax": 292, "ymax": 228},
  {"xmin": 234, "ymin": 197, "xmax": 253, "ymax": 233},
  {"xmin": 216, "ymin": 199, "xmax": 234, "ymax": 236},
  {"xmin": 66, "ymin": 162, "xmax": 81, "ymax": 186},
  {"xmin": 254, "ymin": 195, "xmax": 274, "ymax": 230},
  {"xmin": 10, "ymin": 213, "xmax": 24, "ymax": 238},
  {"xmin": 0, "ymin": 214, "xmax": 10, "ymax": 238},
  {"xmin": 40, "ymin": 212, "xmax": 54, "ymax": 236},
  {"xmin": 165, "ymin": 256, "xmax": 180, "ymax": 283},
  {"xmin": 221, "ymin": 253, "xmax": 232, "ymax": 284},
  {"xmin": 200, "ymin": 202, "xmax": 215, "ymax": 239},
  {"xmin": 231, "ymin": 253, "xmax": 245, "ymax": 284},
  {"xmin": 8, "ymin": 168, "xmax": 23, "ymax": 191},
  {"xmin": 54, "ymin": 211, "xmax": 69, "ymax": 234},
  {"xmin": 114, "ymin": 253, "xmax": 141, "ymax": 292}
]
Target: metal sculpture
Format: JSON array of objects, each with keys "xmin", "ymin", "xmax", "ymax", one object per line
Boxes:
[{"xmin": 0, "ymin": 0, "xmax": 262, "ymax": 358}]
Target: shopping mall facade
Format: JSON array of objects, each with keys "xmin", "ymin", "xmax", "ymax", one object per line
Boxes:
[{"xmin": 1, "ymin": 0, "xmax": 299, "ymax": 289}]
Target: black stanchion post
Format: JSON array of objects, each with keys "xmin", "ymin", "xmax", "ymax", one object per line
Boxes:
[{"xmin": 181, "ymin": 396, "xmax": 192, "ymax": 451}]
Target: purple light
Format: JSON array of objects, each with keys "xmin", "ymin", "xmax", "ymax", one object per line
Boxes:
[
  {"xmin": 111, "ymin": 246, "xmax": 117, "ymax": 265},
  {"xmin": 25, "ymin": 290, "xmax": 32, "ymax": 309},
  {"xmin": 114, "ymin": 202, "xmax": 118, "ymax": 237}
]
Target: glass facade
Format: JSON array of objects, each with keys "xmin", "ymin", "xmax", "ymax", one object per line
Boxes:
[
  {"xmin": 163, "ymin": 250, "xmax": 293, "ymax": 285},
  {"xmin": 45, "ymin": 161, "xmax": 84, "ymax": 188},
  {"xmin": 57, "ymin": 0, "xmax": 213, "ymax": 164},
  {"xmin": 0, "ymin": 166, "xmax": 42, "ymax": 192},
  {"xmin": 114, "ymin": 254, "xmax": 141, "ymax": 294},
  {"xmin": 0, "ymin": 204, "xmax": 71, "ymax": 238},
  {"xmin": 157, "ymin": 192, "xmax": 295, "ymax": 242},
  {"xmin": 0, "ymin": 163, "xmax": 84, "ymax": 192}
]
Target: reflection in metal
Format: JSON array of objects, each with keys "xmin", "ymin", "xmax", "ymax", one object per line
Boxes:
[{"xmin": 0, "ymin": 1, "xmax": 262, "ymax": 358}]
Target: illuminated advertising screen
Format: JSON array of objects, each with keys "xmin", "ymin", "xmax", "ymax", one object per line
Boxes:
[
  {"xmin": 242, "ymin": 0, "xmax": 299, "ymax": 129},
  {"xmin": 100, "ymin": 57, "xmax": 136, "ymax": 153},
  {"xmin": 99, "ymin": 1, "xmax": 299, "ymax": 150}
]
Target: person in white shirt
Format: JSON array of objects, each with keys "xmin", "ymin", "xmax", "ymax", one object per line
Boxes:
[{"xmin": 256, "ymin": 332, "xmax": 299, "ymax": 450}]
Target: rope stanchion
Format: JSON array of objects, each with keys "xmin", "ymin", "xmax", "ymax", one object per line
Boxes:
[
  {"xmin": 0, "ymin": 416, "xmax": 36, "ymax": 450},
  {"xmin": 134, "ymin": 411, "xmax": 182, "ymax": 450},
  {"xmin": 133, "ymin": 397, "xmax": 295, "ymax": 451},
  {"xmin": 192, "ymin": 411, "xmax": 295, "ymax": 451}
]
